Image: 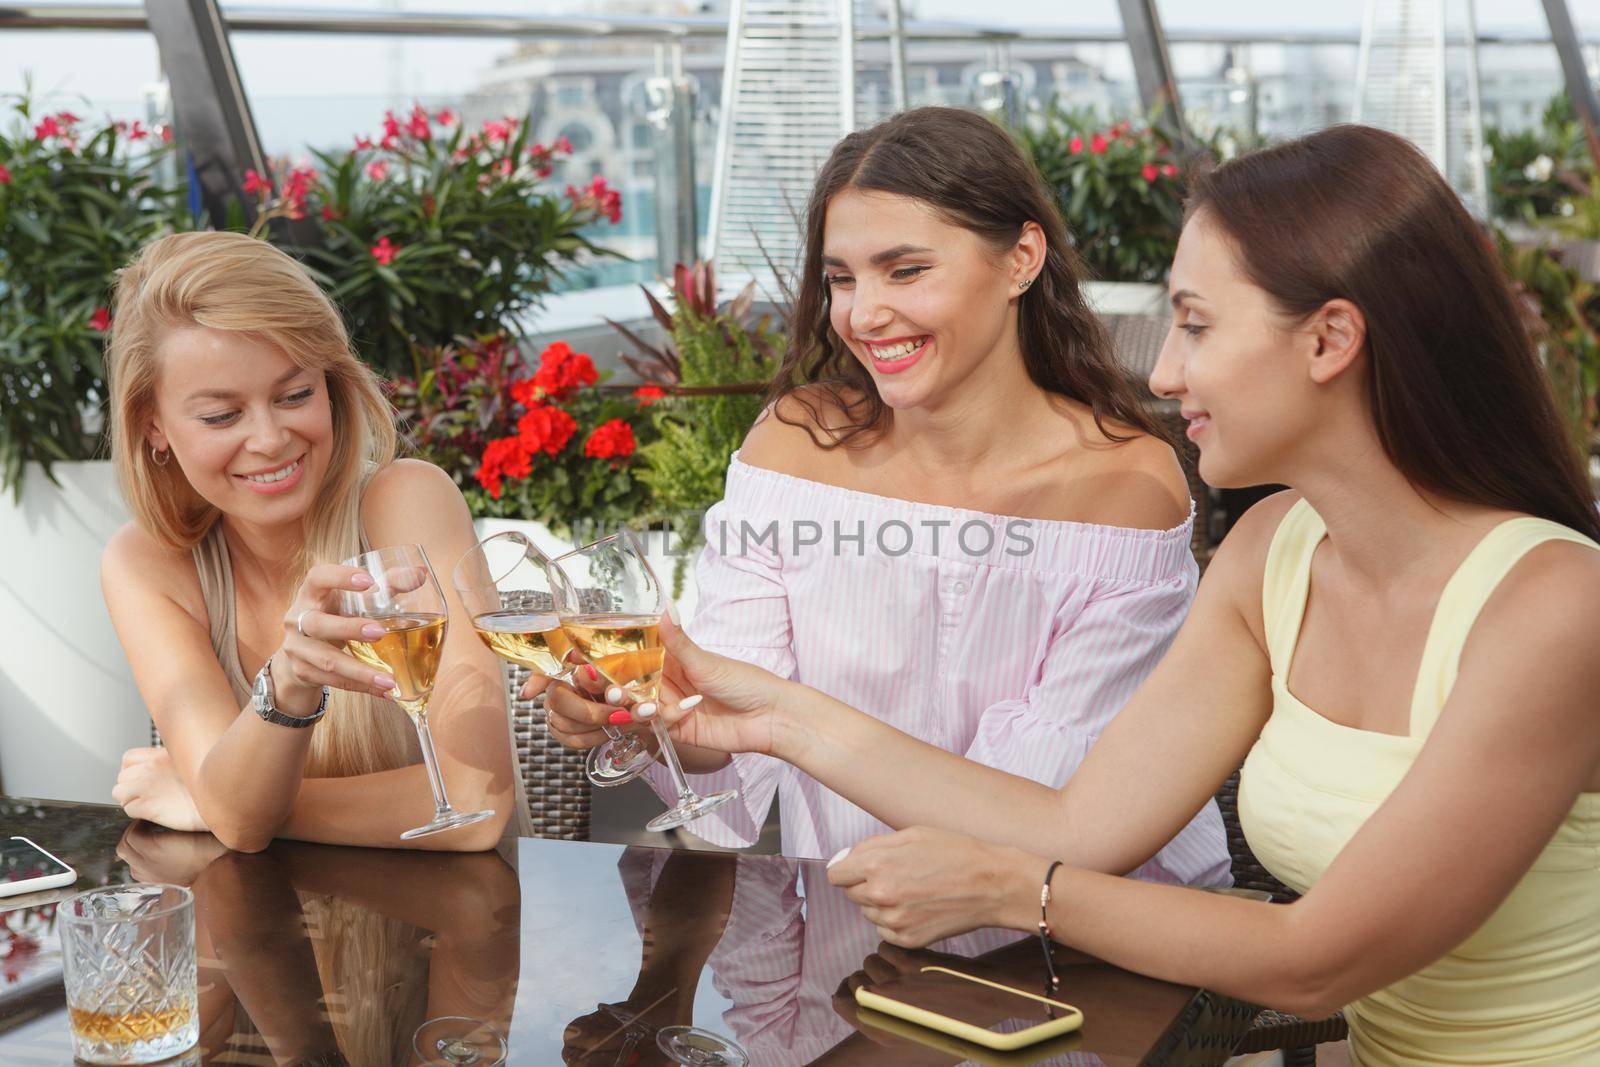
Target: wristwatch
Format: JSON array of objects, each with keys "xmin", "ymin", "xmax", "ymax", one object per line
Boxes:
[{"xmin": 252, "ymin": 657, "xmax": 328, "ymax": 728}]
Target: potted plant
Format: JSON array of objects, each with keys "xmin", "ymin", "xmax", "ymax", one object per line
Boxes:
[
  {"xmin": 615, "ymin": 262, "xmax": 783, "ymax": 596},
  {"xmin": 1017, "ymin": 108, "xmax": 1188, "ymax": 314},
  {"xmin": 241, "ymin": 105, "xmax": 621, "ymax": 380},
  {"xmin": 0, "ymin": 95, "xmax": 189, "ymax": 801}
]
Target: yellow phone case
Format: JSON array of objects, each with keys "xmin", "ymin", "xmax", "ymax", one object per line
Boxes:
[
  {"xmin": 852, "ymin": 965, "xmax": 1085, "ymax": 1051},
  {"xmin": 854, "ymin": 1007, "xmax": 1085, "ymax": 1065}
]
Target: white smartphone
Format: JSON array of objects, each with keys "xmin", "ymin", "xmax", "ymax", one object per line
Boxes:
[{"xmin": 0, "ymin": 836, "xmax": 77, "ymax": 898}]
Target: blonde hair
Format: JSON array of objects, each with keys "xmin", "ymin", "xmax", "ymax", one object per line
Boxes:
[{"xmin": 106, "ymin": 231, "xmax": 415, "ymax": 778}]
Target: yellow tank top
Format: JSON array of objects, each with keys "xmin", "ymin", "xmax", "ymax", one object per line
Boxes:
[{"xmin": 1238, "ymin": 499, "xmax": 1600, "ymax": 1066}]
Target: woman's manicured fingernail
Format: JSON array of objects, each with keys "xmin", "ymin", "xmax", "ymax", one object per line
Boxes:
[
  {"xmin": 678, "ymin": 695, "xmax": 703, "ymax": 711},
  {"xmin": 827, "ymin": 847, "xmax": 852, "ymax": 869},
  {"xmin": 375, "ymin": 674, "xmax": 396, "ymax": 689},
  {"xmin": 606, "ymin": 686, "xmax": 625, "ymax": 705},
  {"xmin": 361, "ymin": 623, "xmax": 384, "ymax": 639},
  {"xmin": 608, "ymin": 710, "xmax": 632, "ymax": 726},
  {"xmin": 351, "ymin": 572, "xmax": 374, "ymax": 588},
  {"xmin": 635, "ymin": 702, "xmax": 657, "ymax": 720},
  {"xmin": 584, "ymin": 664, "xmax": 599, "ymax": 681}
]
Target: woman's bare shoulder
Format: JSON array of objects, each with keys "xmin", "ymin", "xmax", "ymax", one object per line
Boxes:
[
  {"xmin": 101, "ymin": 521, "xmax": 205, "ymax": 616},
  {"xmin": 739, "ymin": 385, "xmax": 874, "ymax": 481}
]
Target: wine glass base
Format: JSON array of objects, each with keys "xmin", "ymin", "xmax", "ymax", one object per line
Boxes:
[
  {"xmin": 656, "ymin": 1025, "xmax": 749, "ymax": 1066},
  {"xmin": 585, "ymin": 741, "xmax": 655, "ymax": 788},
  {"xmin": 401, "ymin": 809, "xmax": 497, "ymax": 841},
  {"xmin": 645, "ymin": 788, "xmax": 739, "ymax": 834},
  {"xmin": 413, "ymin": 1015, "xmax": 507, "ymax": 1067}
]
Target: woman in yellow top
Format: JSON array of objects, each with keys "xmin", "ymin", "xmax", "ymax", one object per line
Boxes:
[{"xmin": 624, "ymin": 124, "xmax": 1600, "ymax": 1063}]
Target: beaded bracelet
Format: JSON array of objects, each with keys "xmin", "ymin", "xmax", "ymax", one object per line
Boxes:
[{"xmin": 1038, "ymin": 859, "xmax": 1065, "ymax": 992}]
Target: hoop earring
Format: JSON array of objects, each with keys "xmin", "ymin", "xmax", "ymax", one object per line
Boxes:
[{"xmin": 149, "ymin": 443, "xmax": 170, "ymax": 467}]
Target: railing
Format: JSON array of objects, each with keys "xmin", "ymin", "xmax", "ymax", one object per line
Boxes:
[{"xmin": 5, "ymin": 4, "xmax": 1595, "ymax": 293}]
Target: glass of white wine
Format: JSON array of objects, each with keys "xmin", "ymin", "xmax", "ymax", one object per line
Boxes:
[
  {"xmin": 451, "ymin": 530, "xmax": 654, "ymax": 788},
  {"xmin": 550, "ymin": 530, "xmax": 739, "ymax": 833},
  {"xmin": 341, "ymin": 543, "xmax": 496, "ymax": 840}
]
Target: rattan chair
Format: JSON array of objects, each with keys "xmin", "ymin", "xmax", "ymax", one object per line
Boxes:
[{"xmin": 1215, "ymin": 769, "xmax": 1349, "ymax": 1064}]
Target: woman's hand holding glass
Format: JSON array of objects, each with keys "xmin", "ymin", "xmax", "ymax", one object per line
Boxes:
[
  {"xmin": 274, "ymin": 562, "xmax": 402, "ymax": 708},
  {"xmin": 644, "ymin": 615, "xmax": 799, "ymax": 760}
]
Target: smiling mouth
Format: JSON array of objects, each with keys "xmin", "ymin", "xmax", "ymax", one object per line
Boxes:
[
  {"xmin": 236, "ymin": 456, "xmax": 304, "ymax": 484},
  {"xmin": 863, "ymin": 336, "xmax": 929, "ymax": 363}
]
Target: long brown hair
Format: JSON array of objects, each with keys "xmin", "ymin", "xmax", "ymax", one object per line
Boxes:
[
  {"xmin": 1188, "ymin": 124, "xmax": 1600, "ymax": 542},
  {"xmin": 771, "ymin": 106, "xmax": 1168, "ymax": 448}
]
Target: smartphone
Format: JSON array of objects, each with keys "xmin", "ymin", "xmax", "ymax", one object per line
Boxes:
[
  {"xmin": 0, "ymin": 836, "xmax": 78, "ymax": 898},
  {"xmin": 854, "ymin": 965, "xmax": 1084, "ymax": 1051},
  {"xmin": 855, "ymin": 1007, "xmax": 1085, "ymax": 1065}
]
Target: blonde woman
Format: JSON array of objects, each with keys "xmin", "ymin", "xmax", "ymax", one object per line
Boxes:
[{"xmin": 102, "ymin": 231, "xmax": 517, "ymax": 851}]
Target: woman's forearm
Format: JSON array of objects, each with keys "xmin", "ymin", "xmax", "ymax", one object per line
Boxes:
[
  {"xmin": 775, "ymin": 688, "xmax": 1174, "ymax": 876},
  {"xmin": 990, "ymin": 859, "xmax": 1335, "ymax": 1018},
  {"xmin": 278, "ymin": 760, "xmax": 510, "ymax": 850},
  {"xmin": 195, "ymin": 700, "xmax": 316, "ymax": 852}
]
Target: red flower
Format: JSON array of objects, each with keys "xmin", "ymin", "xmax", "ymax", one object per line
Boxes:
[
  {"xmin": 243, "ymin": 169, "xmax": 272, "ymax": 196},
  {"xmin": 435, "ymin": 108, "xmax": 458, "ymax": 127},
  {"xmin": 407, "ymin": 104, "xmax": 431, "ymax": 140},
  {"xmin": 354, "ymin": 134, "xmax": 375, "ymax": 151},
  {"xmin": 32, "ymin": 116, "xmax": 60, "ymax": 141},
  {"xmin": 321, "ymin": 204, "xmax": 340, "ymax": 221},
  {"xmin": 1068, "ymin": 136, "xmax": 1083, "ymax": 154},
  {"xmin": 115, "ymin": 119, "xmax": 149, "ymax": 142},
  {"xmin": 517, "ymin": 404, "xmax": 578, "ymax": 455},
  {"xmin": 555, "ymin": 135, "xmax": 574, "ymax": 154},
  {"xmin": 365, "ymin": 159, "xmax": 389, "ymax": 181},
  {"xmin": 566, "ymin": 174, "xmax": 622, "ymax": 225},
  {"xmin": 1141, "ymin": 163, "xmax": 1159, "ymax": 182},
  {"xmin": 370, "ymin": 237, "xmax": 399, "ymax": 265},
  {"xmin": 475, "ymin": 436, "xmax": 533, "ymax": 499},
  {"xmin": 381, "ymin": 110, "xmax": 402, "ymax": 147},
  {"xmin": 54, "ymin": 111, "xmax": 80, "ymax": 126},
  {"xmin": 529, "ymin": 341, "xmax": 599, "ymax": 401},
  {"xmin": 584, "ymin": 419, "xmax": 636, "ymax": 460},
  {"xmin": 633, "ymin": 385, "xmax": 666, "ymax": 406},
  {"xmin": 1161, "ymin": 162, "xmax": 1178, "ymax": 178},
  {"xmin": 510, "ymin": 378, "xmax": 540, "ymax": 408},
  {"xmin": 88, "ymin": 307, "xmax": 112, "ymax": 332},
  {"xmin": 1090, "ymin": 134, "xmax": 1108, "ymax": 155},
  {"xmin": 159, "ymin": 124, "xmax": 173, "ymax": 143},
  {"xmin": 0, "ymin": 164, "xmax": 10, "ymax": 185},
  {"xmin": 482, "ymin": 119, "xmax": 512, "ymax": 144}
]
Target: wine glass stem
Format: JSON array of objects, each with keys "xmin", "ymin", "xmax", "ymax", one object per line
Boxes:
[
  {"xmin": 412, "ymin": 708, "xmax": 457, "ymax": 819},
  {"xmin": 650, "ymin": 716, "xmax": 699, "ymax": 804}
]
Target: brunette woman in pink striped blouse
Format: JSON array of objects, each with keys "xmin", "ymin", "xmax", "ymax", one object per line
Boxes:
[{"xmin": 538, "ymin": 107, "xmax": 1228, "ymax": 888}]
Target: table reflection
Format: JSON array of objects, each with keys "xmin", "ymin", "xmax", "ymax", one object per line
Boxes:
[{"xmin": 121, "ymin": 823, "xmax": 519, "ymax": 1066}]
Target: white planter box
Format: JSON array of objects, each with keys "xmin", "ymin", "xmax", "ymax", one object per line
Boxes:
[
  {"xmin": 0, "ymin": 461, "xmax": 147, "ymax": 803},
  {"xmin": 1082, "ymin": 280, "xmax": 1168, "ymax": 317},
  {"xmin": 470, "ymin": 518, "xmax": 699, "ymax": 625}
]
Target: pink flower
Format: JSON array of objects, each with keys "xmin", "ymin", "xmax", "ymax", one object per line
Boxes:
[
  {"xmin": 321, "ymin": 204, "xmax": 340, "ymax": 221},
  {"xmin": 1068, "ymin": 136, "xmax": 1083, "ymax": 154},
  {"xmin": 482, "ymin": 119, "xmax": 512, "ymax": 143},
  {"xmin": 1090, "ymin": 134, "xmax": 1108, "ymax": 155},
  {"xmin": 32, "ymin": 116, "xmax": 60, "ymax": 141},
  {"xmin": 567, "ymin": 174, "xmax": 622, "ymax": 225},
  {"xmin": 382, "ymin": 110, "xmax": 402, "ymax": 144},
  {"xmin": 370, "ymin": 237, "xmax": 399, "ymax": 265},
  {"xmin": 126, "ymin": 120, "xmax": 148, "ymax": 141},
  {"xmin": 0, "ymin": 164, "xmax": 10, "ymax": 185},
  {"xmin": 1161, "ymin": 162, "xmax": 1178, "ymax": 178},
  {"xmin": 354, "ymin": 134, "xmax": 375, "ymax": 151},
  {"xmin": 407, "ymin": 104, "xmax": 431, "ymax": 140},
  {"xmin": 54, "ymin": 111, "xmax": 80, "ymax": 126},
  {"xmin": 159, "ymin": 125, "xmax": 173, "ymax": 143},
  {"xmin": 242, "ymin": 169, "xmax": 273, "ymax": 196},
  {"xmin": 555, "ymin": 135, "xmax": 574, "ymax": 154},
  {"xmin": 434, "ymin": 108, "xmax": 458, "ymax": 127},
  {"xmin": 88, "ymin": 307, "xmax": 112, "ymax": 332},
  {"xmin": 1141, "ymin": 163, "xmax": 1159, "ymax": 182},
  {"xmin": 365, "ymin": 159, "xmax": 389, "ymax": 181}
]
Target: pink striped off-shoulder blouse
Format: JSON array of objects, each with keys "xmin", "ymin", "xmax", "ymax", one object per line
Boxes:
[{"xmin": 644, "ymin": 453, "xmax": 1230, "ymax": 887}]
